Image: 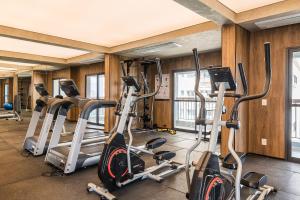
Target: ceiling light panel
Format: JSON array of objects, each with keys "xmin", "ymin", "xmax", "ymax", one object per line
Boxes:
[
  {"xmin": 0, "ymin": 60, "xmax": 37, "ymax": 66},
  {"xmin": 0, "ymin": 67, "xmax": 16, "ymax": 71},
  {"xmin": 0, "ymin": 0, "xmax": 208, "ymax": 47},
  {"xmin": 218, "ymin": 0, "xmax": 283, "ymax": 13},
  {"xmin": 0, "ymin": 37, "xmax": 89, "ymax": 59}
]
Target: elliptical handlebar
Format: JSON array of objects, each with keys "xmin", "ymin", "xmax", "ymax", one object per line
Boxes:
[
  {"xmin": 134, "ymin": 58, "xmax": 162, "ymax": 102},
  {"xmin": 238, "ymin": 63, "xmax": 248, "ymax": 96},
  {"xmin": 140, "ymin": 72, "xmax": 150, "ymax": 93},
  {"xmin": 193, "ymin": 48, "xmax": 206, "ymax": 124},
  {"xmin": 230, "ymin": 42, "xmax": 272, "ymax": 121},
  {"xmin": 120, "ymin": 61, "xmax": 127, "ymax": 77}
]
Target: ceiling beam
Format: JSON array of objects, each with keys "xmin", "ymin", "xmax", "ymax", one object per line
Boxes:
[
  {"xmin": 0, "ymin": 25, "xmax": 109, "ymax": 53},
  {"xmin": 236, "ymin": 0, "xmax": 300, "ymax": 24},
  {"xmin": 174, "ymin": 0, "xmax": 235, "ymax": 24},
  {"xmin": 0, "ymin": 50, "xmax": 67, "ymax": 65},
  {"xmin": 110, "ymin": 21, "xmax": 220, "ymax": 53},
  {"xmin": 0, "ymin": 72, "xmax": 15, "ymax": 77}
]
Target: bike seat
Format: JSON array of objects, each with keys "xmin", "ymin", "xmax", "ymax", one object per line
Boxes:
[
  {"xmin": 153, "ymin": 151, "xmax": 176, "ymax": 161},
  {"xmin": 146, "ymin": 137, "xmax": 167, "ymax": 149},
  {"xmin": 222, "ymin": 152, "xmax": 246, "ymax": 170},
  {"xmin": 241, "ymin": 172, "xmax": 267, "ymax": 189}
]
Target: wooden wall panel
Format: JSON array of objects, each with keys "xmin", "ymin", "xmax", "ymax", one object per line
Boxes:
[
  {"xmin": 104, "ymin": 54, "xmax": 121, "ymax": 131},
  {"xmin": 18, "ymin": 77, "xmax": 32, "ymax": 109},
  {"xmin": 8, "ymin": 77, "xmax": 13, "ymax": 103},
  {"xmin": 235, "ymin": 26, "xmax": 250, "ymax": 153},
  {"xmin": 221, "ymin": 24, "xmax": 250, "ymax": 156},
  {"xmin": 13, "ymin": 75, "xmax": 18, "ymax": 101},
  {"xmin": 150, "ymin": 51, "xmax": 222, "ymax": 128},
  {"xmin": 247, "ymin": 24, "xmax": 300, "ymax": 159},
  {"xmin": 221, "ymin": 25, "xmax": 236, "ymax": 156}
]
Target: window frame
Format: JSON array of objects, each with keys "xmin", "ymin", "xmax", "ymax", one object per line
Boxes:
[{"xmin": 85, "ymin": 73, "xmax": 105, "ymax": 124}]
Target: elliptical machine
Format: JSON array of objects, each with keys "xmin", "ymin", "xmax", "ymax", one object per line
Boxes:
[
  {"xmin": 87, "ymin": 58, "xmax": 185, "ymax": 200},
  {"xmin": 186, "ymin": 43, "xmax": 276, "ymax": 200}
]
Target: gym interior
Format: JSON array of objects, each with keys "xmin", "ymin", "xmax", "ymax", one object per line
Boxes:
[{"xmin": 0, "ymin": 1, "xmax": 300, "ymax": 200}]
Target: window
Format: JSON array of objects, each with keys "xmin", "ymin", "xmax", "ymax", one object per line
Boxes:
[
  {"xmin": 173, "ymin": 70, "xmax": 215, "ymax": 131},
  {"xmin": 52, "ymin": 79, "xmax": 66, "ymax": 97},
  {"xmin": 4, "ymin": 83, "xmax": 9, "ymax": 103},
  {"xmin": 86, "ymin": 74, "xmax": 105, "ymax": 124}
]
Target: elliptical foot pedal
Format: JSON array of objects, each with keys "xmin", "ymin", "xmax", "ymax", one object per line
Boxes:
[
  {"xmin": 222, "ymin": 152, "xmax": 246, "ymax": 170},
  {"xmin": 146, "ymin": 137, "xmax": 167, "ymax": 149},
  {"xmin": 153, "ymin": 151, "xmax": 176, "ymax": 161},
  {"xmin": 241, "ymin": 172, "xmax": 267, "ymax": 189}
]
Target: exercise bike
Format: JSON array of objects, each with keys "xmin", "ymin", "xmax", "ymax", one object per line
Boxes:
[
  {"xmin": 87, "ymin": 58, "xmax": 185, "ymax": 200},
  {"xmin": 186, "ymin": 43, "xmax": 276, "ymax": 200}
]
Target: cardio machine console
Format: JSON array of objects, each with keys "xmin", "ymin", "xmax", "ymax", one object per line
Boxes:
[
  {"xmin": 207, "ymin": 67, "xmax": 236, "ymax": 91},
  {"xmin": 59, "ymin": 79, "xmax": 80, "ymax": 97},
  {"xmin": 34, "ymin": 83, "xmax": 49, "ymax": 97}
]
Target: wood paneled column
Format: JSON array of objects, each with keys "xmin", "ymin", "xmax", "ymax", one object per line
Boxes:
[
  {"xmin": 8, "ymin": 77, "xmax": 14, "ymax": 103},
  {"xmin": 221, "ymin": 24, "xmax": 250, "ymax": 156},
  {"xmin": 104, "ymin": 54, "xmax": 121, "ymax": 131},
  {"xmin": 13, "ymin": 74, "xmax": 18, "ymax": 101}
]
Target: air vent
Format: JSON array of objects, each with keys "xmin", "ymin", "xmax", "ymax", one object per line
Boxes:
[
  {"xmin": 255, "ymin": 13, "xmax": 300, "ymax": 29},
  {"xmin": 130, "ymin": 42, "xmax": 182, "ymax": 54}
]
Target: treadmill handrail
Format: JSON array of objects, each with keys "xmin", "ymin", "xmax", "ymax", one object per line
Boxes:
[
  {"xmin": 46, "ymin": 99, "xmax": 74, "ymax": 114},
  {"xmin": 80, "ymin": 100, "xmax": 117, "ymax": 120}
]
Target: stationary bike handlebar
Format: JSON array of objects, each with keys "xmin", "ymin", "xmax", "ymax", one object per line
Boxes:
[
  {"xmin": 193, "ymin": 48, "xmax": 206, "ymax": 125},
  {"xmin": 134, "ymin": 58, "xmax": 162, "ymax": 102},
  {"xmin": 230, "ymin": 42, "xmax": 271, "ymax": 121}
]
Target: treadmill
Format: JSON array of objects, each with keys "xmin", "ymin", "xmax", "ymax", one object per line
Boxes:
[
  {"xmin": 23, "ymin": 81, "xmax": 105, "ymax": 156},
  {"xmin": 23, "ymin": 83, "xmax": 63, "ymax": 155},
  {"xmin": 0, "ymin": 94, "xmax": 22, "ymax": 121},
  {"xmin": 45, "ymin": 79, "xmax": 116, "ymax": 174}
]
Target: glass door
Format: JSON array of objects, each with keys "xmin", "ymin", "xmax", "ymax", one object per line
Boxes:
[
  {"xmin": 173, "ymin": 70, "xmax": 214, "ymax": 132},
  {"xmin": 86, "ymin": 74, "xmax": 105, "ymax": 124},
  {"xmin": 288, "ymin": 49, "xmax": 300, "ymax": 161}
]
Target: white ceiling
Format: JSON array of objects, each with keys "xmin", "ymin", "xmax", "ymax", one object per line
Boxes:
[
  {"xmin": 218, "ymin": 0, "xmax": 283, "ymax": 13},
  {"xmin": 120, "ymin": 29, "xmax": 221, "ymax": 58},
  {"xmin": 0, "ymin": 37, "xmax": 89, "ymax": 59},
  {"xmin": 0, "ymin": 0, "xmax": 208, "ymax": 47}
]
